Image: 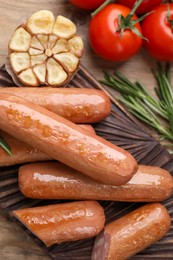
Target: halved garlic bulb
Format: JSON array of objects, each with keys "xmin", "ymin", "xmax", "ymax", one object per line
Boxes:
[{"xmin": 8, "ymin": 10, "xmax": 83, "ymax": 87}]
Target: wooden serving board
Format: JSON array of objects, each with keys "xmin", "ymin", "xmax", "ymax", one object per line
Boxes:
[
  {"xmin": 0, "ymin": 65, "xmax": 173, "ymax": 259},
  {"xmin": 0, "ymin": 1, "xmax": 173, "ymax": 259}
]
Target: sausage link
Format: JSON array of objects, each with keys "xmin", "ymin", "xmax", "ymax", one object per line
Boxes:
[
  {"xmin": 13, "ymin": 201, "xmax": 105, "ymax": 247},
  {"xmin": 92, "ymin": 203, "xmax": 171, "ymax": 260},
  {"xmin": 78, "ymin": 124, "xmax": 95, "ymax": 134},
  {"xmin": 0, "ymin": 131, "xmax": 51, "ymax": 166},
  {"xmin": 0, "ymin": 124, "xmax": 95, "ymax": 166},
  {"xmin": 0, "ymin": 93, "xmax": 138, "ymax": 185},
  {"xmin": 19, "ymin": 163, "xmax": 173, "ymax": 202},
  {"xmin": 0, "ymin": 87, "xmax": 111, "ymax": 123}
]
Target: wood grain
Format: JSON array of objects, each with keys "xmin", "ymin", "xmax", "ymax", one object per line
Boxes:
[
  {"xmin": 0, "ymin": 0, "xmax": 172, "ymax": 259},
  {"xmin": 0, "ymin": 212, "xmax": 49, "ymax": 260}
]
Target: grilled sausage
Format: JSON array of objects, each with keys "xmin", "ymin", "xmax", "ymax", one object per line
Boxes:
[
  {"xmin": 0, "ymin": 93, "xmax": 138, "ymax": 185},
  {"xmin": 0, "ymin": 125, "xmax": 95, "ymax": 166},
  {"xmin": 92, "ymin": 203, "xmax": 171, "ymax": 260},
  {"xmin": 19, "ymin": 163, "xmax": 173, "ymax": 202},
  {"xmin": 0, "ymin": 87, "xmax": 111, "ymax": 123},
  {"xmin": 13, "ymin": 201, "xmax": 105, "ymax": 247}
]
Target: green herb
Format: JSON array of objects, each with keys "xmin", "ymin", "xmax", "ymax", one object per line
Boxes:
[
  {"xmin": 0, "ymin": 136, "xmax": 13, "ymax": 156},
  {"xmin": 153, "ymin": 63, "xmax": 173, "ymax": 133},
  {"xmin": 101, "ymin": 63, "xmax": 173, "ymax": 147}
]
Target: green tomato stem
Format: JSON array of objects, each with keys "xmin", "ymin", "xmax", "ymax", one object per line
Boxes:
[
  {"xmin": 166, "ymin": 3, "xmax": 173, "ymax": 31},
  {"xmin": 91, "ymin": 0, "xmax": 112, "ymax": 17},
  {"xmin": 125, "ymin": 0, "xmax": 143, "ymax": 24},
  {"xmin": 116, "ymin": 0, "xmax": 148, "ymax": 39}
]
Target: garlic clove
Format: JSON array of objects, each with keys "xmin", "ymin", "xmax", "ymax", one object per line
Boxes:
[
  {"xmin": 47, "ymin": 35, "xmax": 58, "ymax": 49},
  {"xmin": 18, "ymin": 68, "xmax": 39, "ymax": 86},
  {"xmin": 47, "ymin": 58, "xmax": 67, "ymax": 86},
  {"xmin": 53, "ymin": 15, "xmax": 76, "ymax": 39},
  {"xmin": 37, "ymin": 35, "xmax": 49, "ymax": 49},
  {"xmin": 10, "ymin": 52, "xmax": 30, "ymax": 73},
  {"xmin": 68, "ymin": 36, "xmax": 83, "ymax": 57},
  {"xmin": 52, "ymin": 39, "xmax": 69, "ymax": 54},
  {"xmin": 54, "ymin": 52, "xmax": 79, "ymax": 73},
  {"xmin": 33, "ymin": 63, "xmax": 46, "ymax": 83},
  {"xmin": 31, "ymin": 54, "xmax": 47, "ymax": 66},
  {"xmin": 31, "ymin": 36, "xmax": 44, "ymax": 50},
  {"xmin": 26, "ymin": 10, "xmax": 55, "ymax": 35},
  {"xmin": 9, "ymin": 27, "xmax": 31, "ymax": 52},
  {"xmin": 29, "ymin": 48, "xmax": 44, "ymax": 56}
]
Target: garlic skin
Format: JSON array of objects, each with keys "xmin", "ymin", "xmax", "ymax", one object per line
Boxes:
[{"xmin": 8, "ymin": 10, "xmax": 84, "ymax": 87}]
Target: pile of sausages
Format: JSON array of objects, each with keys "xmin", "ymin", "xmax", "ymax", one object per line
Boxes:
[{"xmin": 0, "ymin": 88, "xmax": 172, "ymax": 259}]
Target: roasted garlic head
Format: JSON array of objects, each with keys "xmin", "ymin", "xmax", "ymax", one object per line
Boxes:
[{"xmin": 9, "ymin": 10, "xmax": 83, "ymax": 87}]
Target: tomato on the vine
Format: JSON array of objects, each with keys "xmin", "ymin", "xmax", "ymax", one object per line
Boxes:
[
  {"xmin": 69, "ymin": 0, "xmax": 105, "ymax": 10},
  {"xmin": 117, "ymin": 0, "xmax": 162, "ymax": 15},
  {"xmin": 89, "ymin": 4, "xmax": 143, "ymax": 61},
  {"xmin": 142, "ymin": 4, "xmax": 173, "ymax": 61}
]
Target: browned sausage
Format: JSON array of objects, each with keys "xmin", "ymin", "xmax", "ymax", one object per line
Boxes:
[
  {"xmin": 0, "ymin": 124, "xmax": 95, "ymax": 166},
  {"xmin": 13, "ymin": 201, "xmax": 105, "ymax": 247},
  {"xmin": 19, "ymin": 163, "xmax": 173, "ymax": 202},
  {"xmin": 78, "ymin": 124, "xmax": 95, "ymax": 134},
  {"xmin": 0, "ymin": 87, "xmax": 111, "ymax": 123},
  {"xmin": 91, "ymin": 203, "xmax": 171, "ymax": 260},
  {"xmin": 0, "ymin": 93, "xmax": 138, "ymax": 185},
  {"xmin": 0, "ymin": 131, "xmax": 51, "ymax": 166}
]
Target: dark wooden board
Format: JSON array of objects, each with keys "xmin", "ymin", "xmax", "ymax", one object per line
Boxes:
[{"xmin": 0, "ymin": 65, "xmax": 173, "ymax": 259}]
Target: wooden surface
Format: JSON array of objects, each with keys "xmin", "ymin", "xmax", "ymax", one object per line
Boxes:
[{"xmin": 0, "ymin": 0, "xmax": 170, "ymax": 259}]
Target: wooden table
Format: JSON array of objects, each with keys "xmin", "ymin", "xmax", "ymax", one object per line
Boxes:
[{"xmin": 0, "ymin": 0, "xmax": 164, "ymax": 259}]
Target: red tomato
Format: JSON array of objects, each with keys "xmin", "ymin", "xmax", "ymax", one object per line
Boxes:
[
  {"xmin": 89, "ymin": 4, "xmax": 143, "ymax": 61},
  {"xmin": 117, "ymin": 0, "xmax": 162, "ymax": 15},
  {"xmin": 69, "ymin": 0, "xmax": 105, "ymax": 10},
  {"xmin": 142, "ymin": 4, "xmax": 173, "ymax": 61}
]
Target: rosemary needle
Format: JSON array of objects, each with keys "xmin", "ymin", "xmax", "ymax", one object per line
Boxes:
[{"xmin": 0, "ymin": 136, "xmax": 13, "ymax": 156}]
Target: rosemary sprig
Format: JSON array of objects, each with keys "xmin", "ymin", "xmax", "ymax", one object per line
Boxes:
[
  {"xmin": 101, "ymin": 63, "xmax": 173, "ymax": 143},
  {"xmin": 153, "ymin": 63, "xmax": 173, "ymax": 133},
  {"xmin": 120, "ymin": 96, "xmax": 173, "ymax": 141},
  {"xmin": 0, "ymin": 136, "xmax": 13, "ymax": 156},
  {"xmin": 102, "ymin": 71, "xmax": 167, "ymax": 119}
]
